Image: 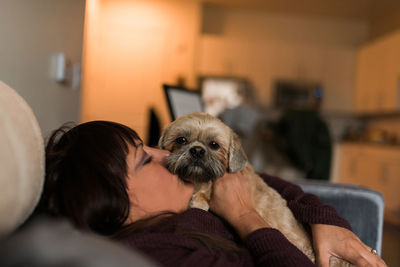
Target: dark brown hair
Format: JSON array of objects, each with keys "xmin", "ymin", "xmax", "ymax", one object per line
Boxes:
[{"xmin": 35, "ymin": 121, "xmax": 140, "ymax": 235}]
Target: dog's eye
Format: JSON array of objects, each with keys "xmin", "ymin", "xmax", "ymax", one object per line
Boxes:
[
  {"xmin": 209, "ymin": 141, "xmax": 220, "ymax": 150},
  {"xmin": 175, "ymin": 137, "xmax": 188, "ymax": 145}
]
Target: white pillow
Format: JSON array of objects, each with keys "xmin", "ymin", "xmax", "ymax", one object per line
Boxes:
[{"xmin": 0, "ymin": 81, "xmax": 44, "ymax": 236}]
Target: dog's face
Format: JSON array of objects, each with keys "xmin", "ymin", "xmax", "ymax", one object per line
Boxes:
[{"xmin": 159, "ymin": 112, "xmax": 247, "ymax": 183}]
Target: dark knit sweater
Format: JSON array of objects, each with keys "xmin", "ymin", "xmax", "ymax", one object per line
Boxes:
[{"xmin": 121, "ymin": 174, "xmax": 352, "ymax": 267}]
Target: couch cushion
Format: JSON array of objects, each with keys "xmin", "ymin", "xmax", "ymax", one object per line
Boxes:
[{"xmin": 0, "ymin": 81, "xmax": 44, "ymax": 236}]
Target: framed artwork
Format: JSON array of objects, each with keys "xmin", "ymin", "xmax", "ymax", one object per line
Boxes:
[{"xmin": 163, "ymin": 84, "xmax": 204, "ymax": 120}]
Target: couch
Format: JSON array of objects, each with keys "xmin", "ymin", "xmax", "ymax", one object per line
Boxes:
[{"xmin": 0, "ymin": 80, "xmax": 384, "ymax": 266}]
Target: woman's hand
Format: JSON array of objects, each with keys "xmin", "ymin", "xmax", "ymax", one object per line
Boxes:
[
  {"xmin": 311, "ymin": 224, "xmax": 387, "ymax": 267},
  {"xmin": 209, "ymin": 171, "xmax": 270, "ymax": 239}
]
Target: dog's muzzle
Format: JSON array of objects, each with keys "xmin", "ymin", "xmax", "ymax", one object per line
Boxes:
[{"xmin": 166, "ymin": 146, "xmax": 225, "ymax": 183}]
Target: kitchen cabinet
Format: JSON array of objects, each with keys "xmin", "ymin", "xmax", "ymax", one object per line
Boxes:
[
  {"xmin": 354, "ymin": 31, "xmax": 400, "ymax": 113},
  {"xmin": 333, "ymin": 143, "xmax": 400, "ymax": 225}
]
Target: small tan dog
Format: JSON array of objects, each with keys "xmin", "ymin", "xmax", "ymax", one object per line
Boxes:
[{"xmin": 159, "ymin": 112, "xmax": 352, "ymax": 266}]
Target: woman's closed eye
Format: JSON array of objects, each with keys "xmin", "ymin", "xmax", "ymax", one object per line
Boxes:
[{"xmin": 143, "ymin": 156, "xmax": 152, "ymax": 165}]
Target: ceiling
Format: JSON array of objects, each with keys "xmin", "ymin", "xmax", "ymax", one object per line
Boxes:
[{"xmin": 201, "ymin": 0, "xmax": 400, "ymax": 21}]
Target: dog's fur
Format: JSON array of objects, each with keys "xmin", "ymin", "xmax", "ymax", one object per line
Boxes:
[{"xmin": 159, "ymin": 112, "xmax": 352, "ymax": 266}]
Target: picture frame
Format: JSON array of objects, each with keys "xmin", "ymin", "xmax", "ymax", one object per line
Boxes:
[{"xmin": 163, "ymin": 84, "xmax": 204, "ymax": 121}]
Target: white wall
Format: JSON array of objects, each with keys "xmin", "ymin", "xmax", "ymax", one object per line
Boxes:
[
  {"xmin": 198, "ymin": 6, "xmax": 369, "ymax": 112},
  {"xmin": 0, "ymin": 0, "xmax": 85, "ymax": 137}
]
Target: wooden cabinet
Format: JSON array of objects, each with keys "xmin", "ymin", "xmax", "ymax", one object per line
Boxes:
[
  {"xmin": 333, "ymin": 143, "xmax": 400, "ymax": 225},
  {"xmin": 355, "ymin": 31, "xmax": 400, "ymax": 113}
]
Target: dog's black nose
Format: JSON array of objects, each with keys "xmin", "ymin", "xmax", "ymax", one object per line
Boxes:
[{"xmin": 190, "ymin": 146, "xmax": 205, "ymax": 159}]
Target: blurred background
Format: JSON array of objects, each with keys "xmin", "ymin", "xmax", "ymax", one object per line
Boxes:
[{"xmin": 0, "ymin": 0, "xmax": 399, "ymax": 265}]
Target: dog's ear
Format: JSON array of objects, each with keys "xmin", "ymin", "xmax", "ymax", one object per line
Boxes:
[{"xmin": 228, "ymin": 131, "xmax": 248, "ymax": 172}]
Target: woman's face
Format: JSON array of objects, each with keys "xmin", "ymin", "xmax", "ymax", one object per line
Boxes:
[{"xmin": 125, "ymin": 142, "xmax": 194, "ymax": 222}]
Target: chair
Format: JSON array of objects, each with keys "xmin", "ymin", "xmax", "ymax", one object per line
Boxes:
[{"xmin": 295, "ymin": 180, "xmax": 384, "ymax": 255}]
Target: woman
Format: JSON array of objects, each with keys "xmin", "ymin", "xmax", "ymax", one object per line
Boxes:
[{"xmin": 36, "ymin": 121, "xmax": 385, "ymax": 267}]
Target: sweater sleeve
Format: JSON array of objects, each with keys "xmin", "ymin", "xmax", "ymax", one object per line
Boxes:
[
  {"xmin": 260, "ymin": 173, "xmax": 352, "ymax": 231},
  {"xmin": 244, "ymin": 228, "xmax": 316, "ymax": 267}
]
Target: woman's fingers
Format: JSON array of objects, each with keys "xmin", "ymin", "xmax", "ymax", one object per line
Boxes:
[
  {"xmin": 210, "ymin": 171, "xmax": 255, "ymax": 221},
  {"xmin": 210, "ymin": 171, "xmax": 271, "ymax": 239},
  {"xmin": 313, "ymin": 227, "xmax": 387, "ymax": 267},
  {"xmin": 341, "ymin": 238, "xmax": 387, "ymax": 267},
  {"xmin": 356, "ymin": 247, "xmax": 387, "ymax": 267}
]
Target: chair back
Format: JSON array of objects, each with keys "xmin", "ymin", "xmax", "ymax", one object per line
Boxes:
[{"xmin": 296, "ymin": 180, "xmax": 384, "ymax": 255}]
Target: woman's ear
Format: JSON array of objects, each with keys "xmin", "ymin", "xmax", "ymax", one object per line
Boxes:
[{"xmin": 228, "ymin": 131, "xmax": 248, "ymax": 172}]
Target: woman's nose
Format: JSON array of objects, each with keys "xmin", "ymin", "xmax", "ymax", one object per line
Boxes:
[{"xmin": 143, "ymin": 146, "xmax": 170, "ymax": 164}]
